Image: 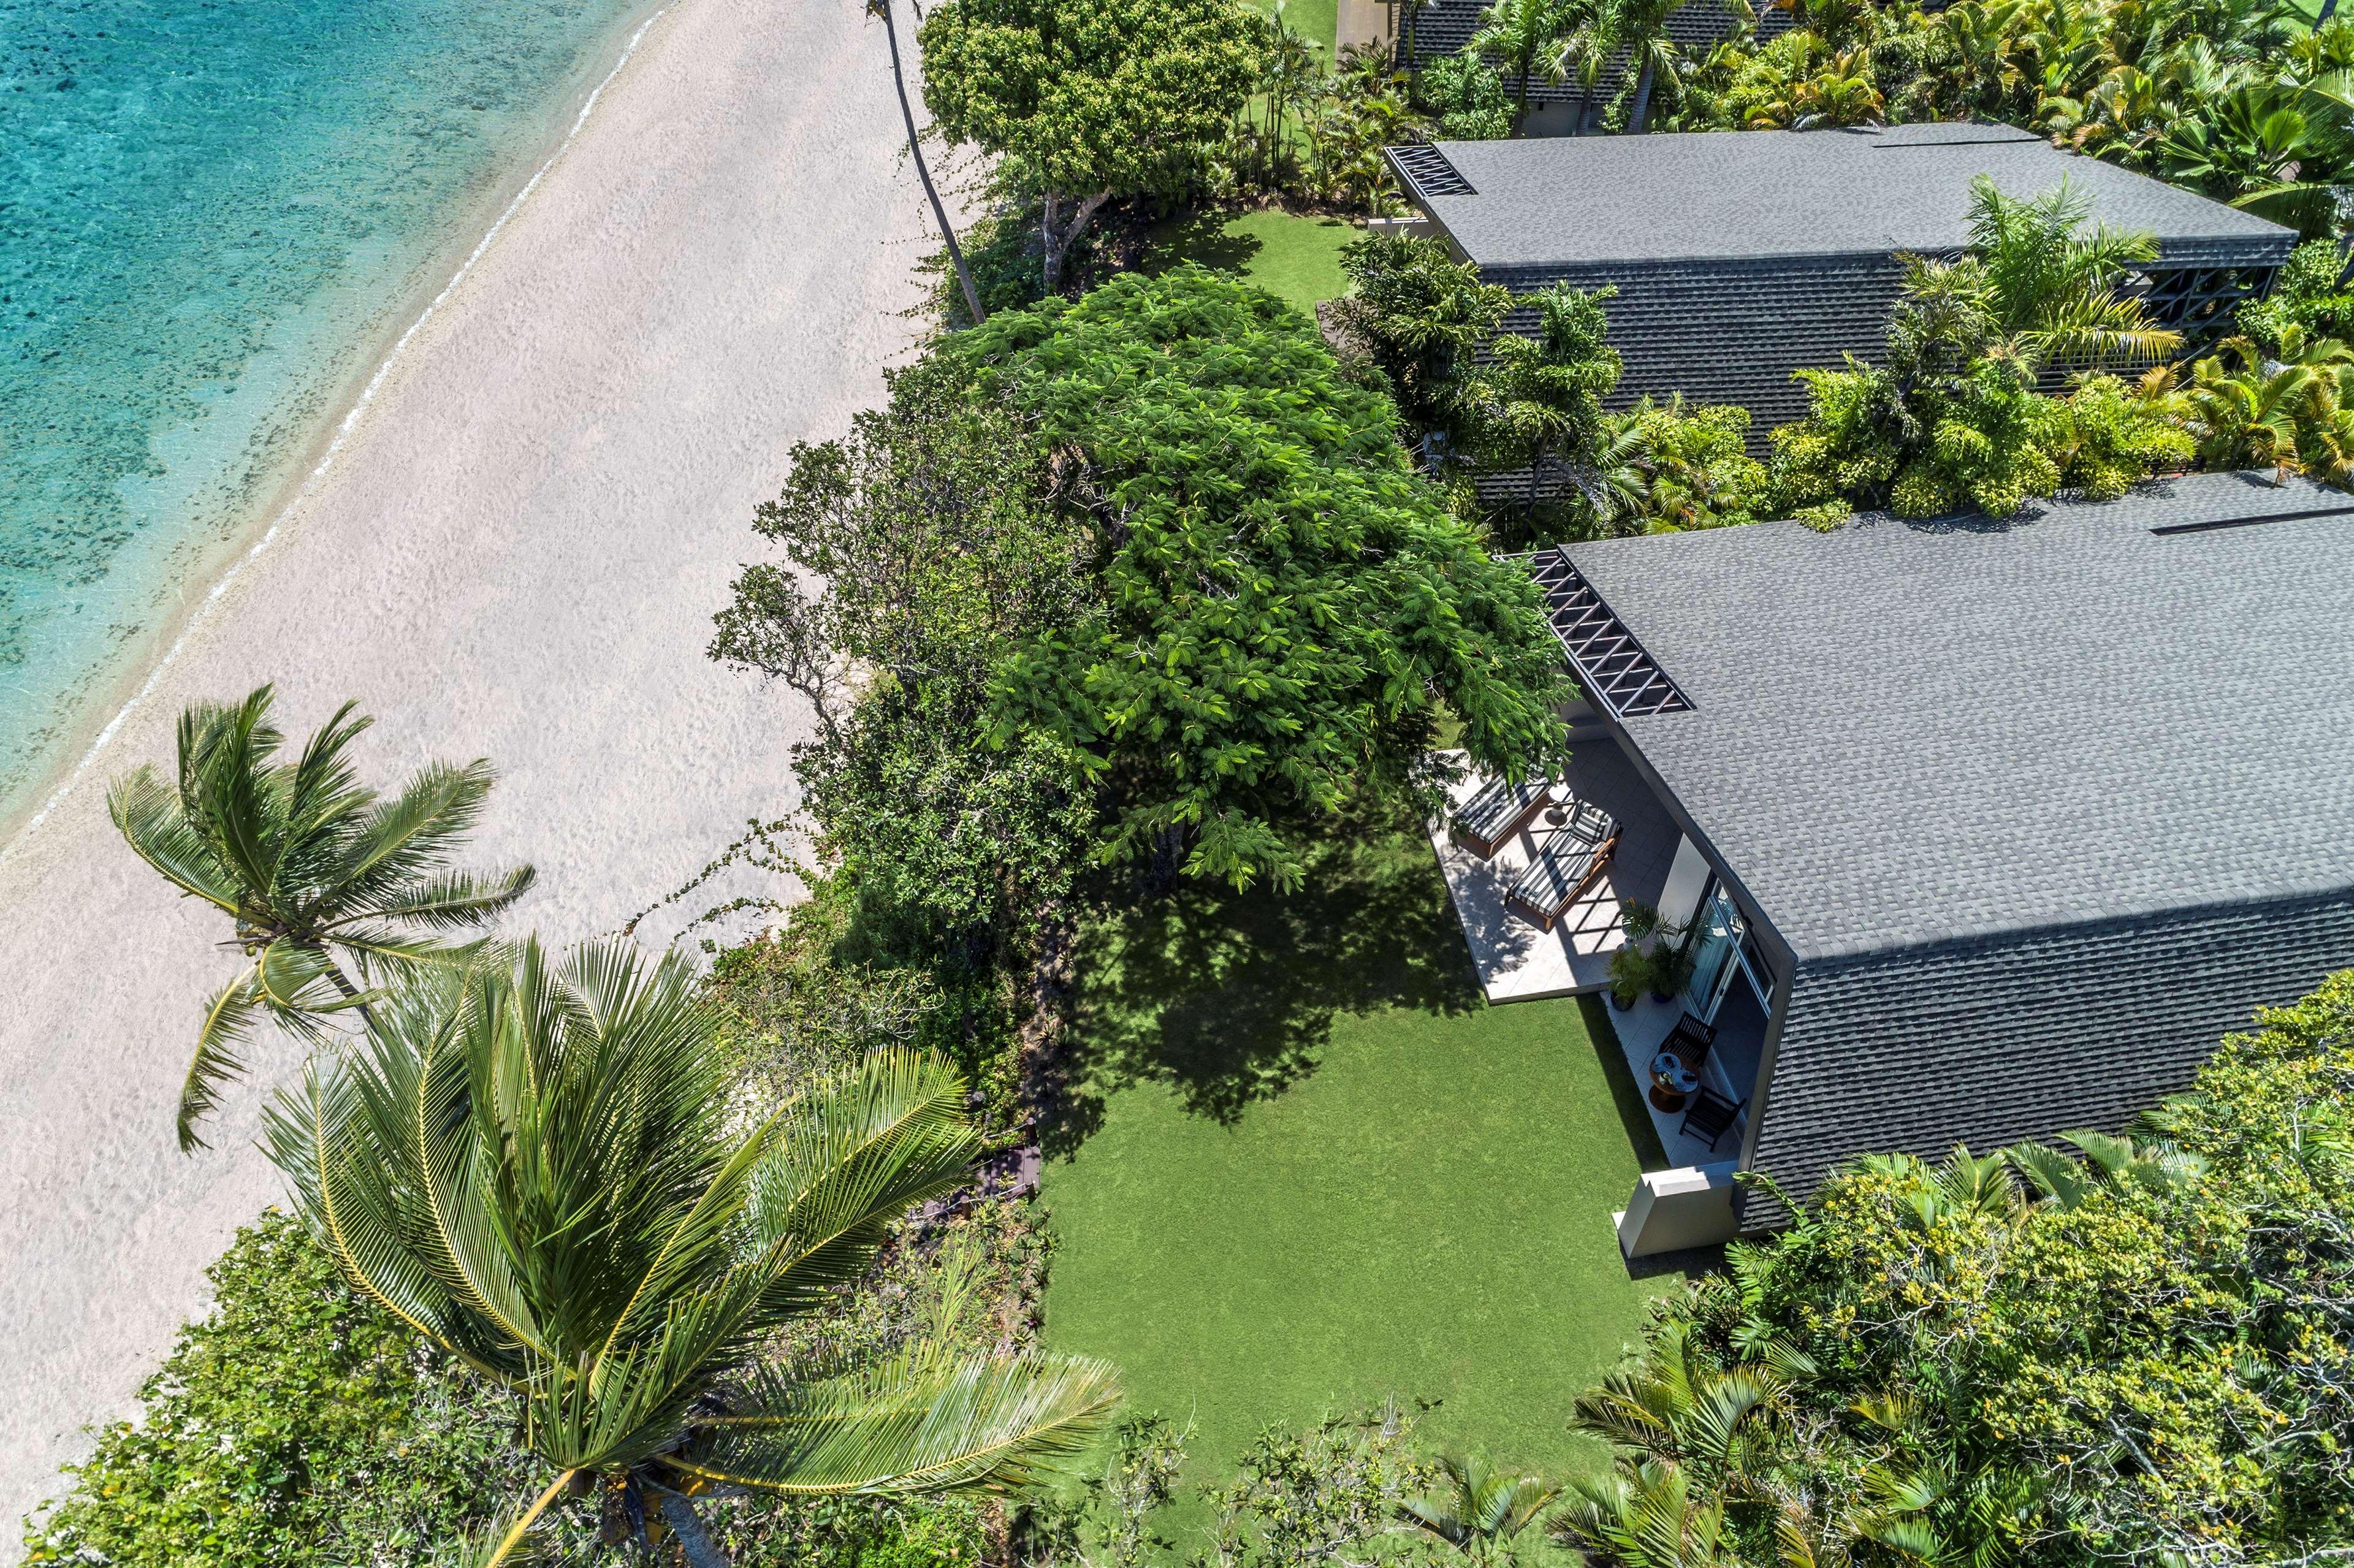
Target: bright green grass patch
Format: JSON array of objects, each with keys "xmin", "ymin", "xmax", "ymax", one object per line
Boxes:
[
  {"xmin": 1145, "ymin": 209, "xmax": 1358, "ymax": 318},
  {"xmin": 1251, "ymin": 0, "xmax": 1339, "ymax": 55},
  {"xmin": 1039, "ymin": 807, "xmax": 1681, "ymax": 1500}
]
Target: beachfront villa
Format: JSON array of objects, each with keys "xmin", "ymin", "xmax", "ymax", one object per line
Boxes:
[
  {"xmin": 1381, "ymin": 124, "xmax": 2298, "ymax": 436},
  {"xmin": 1429, "ymin": 471, "xmax": 2354, "ymax": 1257}
]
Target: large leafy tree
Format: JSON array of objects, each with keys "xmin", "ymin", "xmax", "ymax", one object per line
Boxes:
[
  {"xmin": 917, "ymin": 0, "xmax": 1259, "ymax": 292},
  {"xmin": 264, "ymin": 939, "xmax": 1120, "ymax": 1567},
  {"xmin": 943, "ymin": 267, "xmax": 1574, "ymax": 892},
  {"xmin": 109, "ymin": 686, "xmax": 534, "ymax": 1150}
]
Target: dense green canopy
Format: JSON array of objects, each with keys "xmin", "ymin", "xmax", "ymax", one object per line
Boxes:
[{"xmin": 945, "ymin": 266, "xmax": 1574, "ymax": 890}]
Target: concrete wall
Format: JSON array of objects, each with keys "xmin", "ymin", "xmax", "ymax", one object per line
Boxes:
[{"xmin": 1615, "ymin": 1160, "xmax": 1741, "ymax": 1257}]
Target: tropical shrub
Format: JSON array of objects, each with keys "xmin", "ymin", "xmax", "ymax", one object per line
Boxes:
[
  {"xmin": 2238, "ymin": 236, "xmax": 2354, "ymax": 351},
  {"xmin": 21, "ymin": 1211, "xmax": 552, "ymax": 1567},
  {"xmin": 2182, "ymin": 328, "xmax": 2354, "ymax": 484},
  {"xmin": 2061, "ymin": 370, "xmax": 2196, "ymax": 497},
  {"xmin": 1415, "ymin": 50, "xmax": 1516, "ymax": 139},
  {"xmin": 1200, "ymin": 1404, "xmax": 1438, "ymax": 1567},
  {"xmin": 1560, "ymin": 970, "xmax": 2354, "ymax": 1567},
  {"xmin": 1608, "ymin": 395, "xmax": 1774, "ymax": 531},
  {"xmin": 945, "ymin": 266, "xmax": 1574, "ymax": 891}
]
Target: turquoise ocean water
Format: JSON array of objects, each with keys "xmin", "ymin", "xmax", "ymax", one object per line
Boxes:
[{"xmin": 0, "ymin": 0, "xmax": 651, "ymax": 820}]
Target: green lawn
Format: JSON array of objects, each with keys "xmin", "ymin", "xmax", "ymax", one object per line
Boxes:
[
  {"xmin": 1252, "ymin": 0, "xmax": 1339, "ymax": 55},
  {"xmin": 1038, "ymin": 807, "xmax": 1681, "ymax": 1500},
  {"xmin": 1145, "ymin": 209, "xmax": 1358, "ymax": 318}
]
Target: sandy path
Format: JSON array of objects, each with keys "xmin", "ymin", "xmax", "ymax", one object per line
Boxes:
[{"xmin": 0, "ymin": 0, "xmax": 939, "ymax": 1538}]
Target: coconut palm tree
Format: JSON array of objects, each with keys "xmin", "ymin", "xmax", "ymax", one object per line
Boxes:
[
  {"xmin": 109, "ymin": 686, "xmax": 534, "ymax": 1151},
  {"xmin": 1398, "ymin": 1453, "xmax": 1562, "ymax": 1562},
  {"xmin": 264, "ymin": 939, "xmax": 1120, "ymax": 1567},
  {"xmin": 867, "ymin": 0, "xmax": 985, "ymax": 325},
  {"xmin": 1470, "ymin": 0, "xmax": 1575, "ymax": 132}
]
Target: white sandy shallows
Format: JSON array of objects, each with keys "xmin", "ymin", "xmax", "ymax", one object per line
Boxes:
[{"xmin": 0, "ymin": 0, "xmax": 946, "ymax": 1539}]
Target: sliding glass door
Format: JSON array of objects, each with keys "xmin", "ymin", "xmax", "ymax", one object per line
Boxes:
[{"xmin": 1682, "ymin": 878, "xmax": 1772, "ymax": 1023}]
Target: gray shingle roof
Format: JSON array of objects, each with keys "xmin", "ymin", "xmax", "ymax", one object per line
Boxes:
[
  {"xmin": 1558, "ymin": 473, "xmax": 2354, "ymax": 962},
  {"xmin": 1413, "ymin": 128, "xmax": 2296, "ymax": 270}
]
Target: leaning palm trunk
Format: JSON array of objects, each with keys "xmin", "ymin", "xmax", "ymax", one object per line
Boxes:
[
  {"xmin": 869, "ymin": 0, "xmax": 983, "ymax": 325},
  {"xmin": 266, "ymin": 940, "xmax": 1118, "ymax": 1567}
]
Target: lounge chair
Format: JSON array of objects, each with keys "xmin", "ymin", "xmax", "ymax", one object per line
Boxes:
[
  {"xmin": 1450, "ymin": 774, "xmax": 1554, "ymax": 859},
  {"xmin": 1680, "ymin": 1087, "xmax": 1745, "ymax": 1152},
  {"xmin": 1503, "ymin": 799, "xmax": 1619, "ymax": 931}
]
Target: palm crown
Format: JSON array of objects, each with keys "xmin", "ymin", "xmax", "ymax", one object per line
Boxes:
[
  {"xmin": 264, "ymin": 938, "xmax": 1119, "ymax": 1565},
  {"xmin": 1959, "ymin": 174, "xmax": 2184, "ymax": 369},
  {"xmin": 107, "ymin": 685, "xmax": 535, "ymax": 1149}
]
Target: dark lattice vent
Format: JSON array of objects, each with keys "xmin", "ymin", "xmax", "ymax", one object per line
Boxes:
[
  {"xmin": 1529, "ymin": 550, "xmax": 1693, "ymax": 718},
  {"xmin": 1388, "ymin": 143, "xmax": 1475, "ymax": 199}
]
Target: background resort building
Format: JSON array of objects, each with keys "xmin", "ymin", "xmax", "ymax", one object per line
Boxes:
[
  {"xmin": 1431, "ymin": 471, "xmax": 2354, "ymax": 1256},
  {"xmin": 1382, "ymin": 125, "xmax": 2298, "ymax": 434}
]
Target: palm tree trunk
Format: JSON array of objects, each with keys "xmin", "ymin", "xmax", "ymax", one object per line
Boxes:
[
  {"xmin": 1515, "ymin": 50, "xmax": 1533, "ymax": 133},
  {"xmin": 872, "ymin": 0, "xmax": 984, "ymax": 327},
  {"xmin": 1630, "ymin": 57, "xmax": 1656, "ymax": 132},
  {"xmin": 657, "ymin": 1491, "xmax": 730, "ymax": 1568},
  {"xmin": 2322, "ymin": 0, "xmax": 2340, "ymax": 21}
]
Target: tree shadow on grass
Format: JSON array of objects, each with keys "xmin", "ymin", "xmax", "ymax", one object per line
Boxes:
[
  {"xmin": 1140, "ymin": 211, "xmax": 1265, "ymax": 279},
  {"xmin": 1046, "ymin": 800, "xmax": 1481, "ymax": 1158},
  {"xmin": 1580, "ymin": 995, "xmax": 1670, "ymax": 1173}
]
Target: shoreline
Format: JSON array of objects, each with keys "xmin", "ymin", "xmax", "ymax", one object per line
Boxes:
[
  {"xmin": 1, "ymin": 0, "xmax": 945, "ymax": 1541},
  {"xmin": 0, "ymin": 0, "xmax": 671, "ymax": 862}
]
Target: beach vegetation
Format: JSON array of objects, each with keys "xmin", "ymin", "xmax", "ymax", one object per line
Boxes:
[
  {"xmin": 21, "ymin": 1203, "xmax": 1036, "ymax": 1568},
  {"xmin": 1556, "ymin": 970, "xmax": 2354, "ymax": 1568},
  {"xmin": 917, "ymin": 0, "xmax": 1260, "ymax": 292},
  {"xmin": 19, "ymin": 1211, "xmax": 553, "ymax": 1568},
  {"xmin": 105, "ymin": 685, "xmax": 533, "ymax": 1151},
  {"xmin": 712, "ymin": 361, "xmax": 1095, "ymax": 961},
  {"xmin": 262, "ymin": 937, "xmax": 1118, "ymax": 1564}
]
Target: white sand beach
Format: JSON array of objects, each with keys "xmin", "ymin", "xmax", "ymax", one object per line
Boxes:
[{"xmin": 0, "ymin": 0, "xmax": 942, "ymax": 1538}]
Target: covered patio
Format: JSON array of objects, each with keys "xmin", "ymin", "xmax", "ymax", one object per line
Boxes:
[
  {"xmin": 1604, "ymin": 984, "xmax": 1764, "ymax": 1168},
  {"xmin": 1425, "ymin": 737, "xmax": 1683, "ymax": 1003}
]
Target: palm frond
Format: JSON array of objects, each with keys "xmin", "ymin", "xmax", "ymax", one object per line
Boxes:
[
  {"xmin": 747, "ymin": 1049, "xmax": 982, "ymax": 1314},
  {"xmin": 677, "ymin": 1345, "xmax": 1121, "ymax": 1496},
  {"xmin": 106, "ymin": 767, "xmax": 242, "ymax": 915},
  {"xmin": 177, "ymin": 962, "xmax": 266, "ymax": 1152},
  {"xmin": 327, "ymin": 866, "xmax": 538, "ymax": 934}
]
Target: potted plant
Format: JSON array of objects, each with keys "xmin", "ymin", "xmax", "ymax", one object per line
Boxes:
[
  {"xmin": 1645, "ymin": 939, "xmax": 1696, "ymax": 1005},
  {"xmin": 1620, "ymin": 899, "xmax": 1664, "ymax": 945},
  {"xmin": 1607, "ymin": 945, "xmax": 1645, "ymax": 1011}
]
